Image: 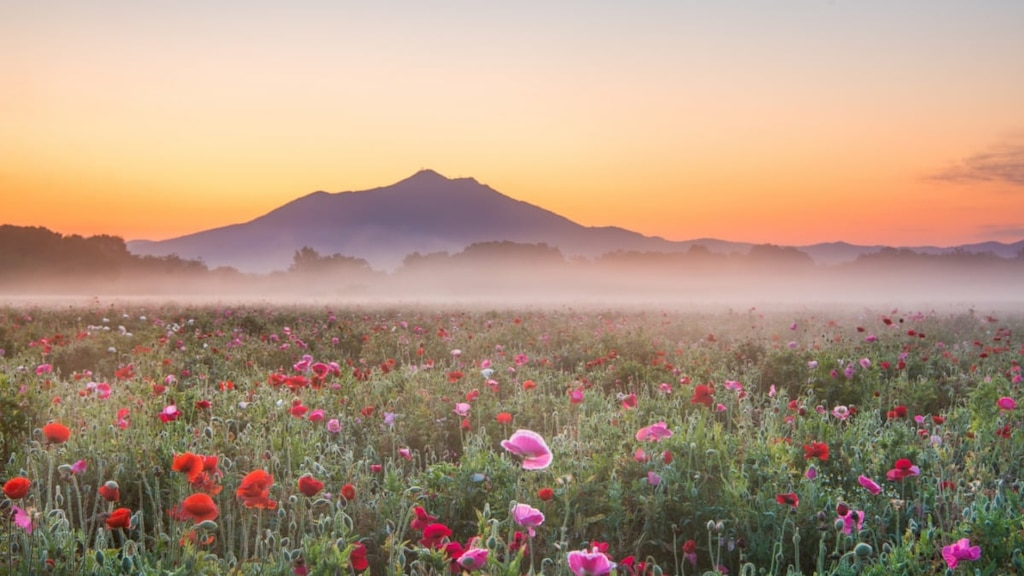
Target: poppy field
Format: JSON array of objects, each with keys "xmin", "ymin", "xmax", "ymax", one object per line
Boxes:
[{"xmin": 2, "ymin": 302, "xmax": 1024, "ymax": 575}]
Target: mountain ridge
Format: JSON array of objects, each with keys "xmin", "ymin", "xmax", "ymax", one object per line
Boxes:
[{"xmin": 127, "ymin": 170, "xmax": 1024, "ymax": 273}]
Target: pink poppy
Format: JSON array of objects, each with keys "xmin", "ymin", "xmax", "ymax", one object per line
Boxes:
[
  {"xmin": 942, "ymin": 538, "xmax": 981, "ymax": 569},
  {"xmin": 567, "ymin": 547, "xmax": 615, "ymax": 576},
  {"xmin": 454, "ymin": 403, "xmax": 471, "ymax": 417},
  {"xmin": 635, "ymin": 422, "xmax": 673, "ymax": 442},
  {"xmin": 458, "ymin": 547, "xmax": 489, "ymax": 571},
  {"xmin": 12, "ymin": 506, "xmax": 33, "ymax": 533},
  {"xmin": 501, "ymin": 430, "xmax": 553, "ymax": 470},
  {"xmin": 858, "ymin": 475, "xmax": 882, "ymax": 494},
  {"xmin": 512, "ymin": 503, "xmax": 545, "ymax": 536}
]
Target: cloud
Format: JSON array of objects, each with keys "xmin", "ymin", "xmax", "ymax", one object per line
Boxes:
[
  {"xmin": 973, "ymin": 224, "xmax": 1024, "ymax": 241},
  {"xmin": 930, "ymin": 138, "xmax": 1024, "ymax": 187}
]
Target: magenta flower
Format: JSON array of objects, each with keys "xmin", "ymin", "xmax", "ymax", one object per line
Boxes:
[
  {"xmin": 12, "ymin": 506, "xmax": 32, "ymax": 533},
  {"xmin": 308, "ymin": 409, "xmax": 325, "ymax": 422},
  {"xmin": 35, "ymin": 363, "xmax": 53, "ymax": 375},
  {"xmin": 942, "ymin": 538, "xmax": 981, "ymax": 569},
  {"xmin": 326, "ymin": 419, "xmax": 342, "ymax": 433},
  {"xmin": 71, "ymin": 459, "xmax": 88, "ymax": 475},
  {"xmin": 398, "ymin": 447, "xmax": 412, "ymax": 460},
  {"xmin": 635, "ymin": 422, "xmax": 673, "ymax": 442},
  {"xmin": 837, "ymin": 509, "xmax": 865, "ymax": 534},
  {"xmin": 997, "ymin": 397, "xmax": 1017, "ymax": 411},
  {"xmin": 501, "ymin": 430, "xmax": 553, "ymax": 470},
  {"xmin": 569, "ymin": 388, "xmax": 584, "ymax": 404},
  {"xmin": 647, "ymin": 471, "xmax": 662, "ymax": 486},
  {"xmin": 567, "ymin": 547, "xmax": 615, "ymax": 576},
  {"xmin": 512, "ymin": 503, "xmax": 545, "ymax": 536},
  {"xmin": 458, "ymin": 547, "xmax": 489, "ymax": 571},
  {"xmin": 454, "ymin": 403, "xmax": 471, "ymax": 417},
  {"xmin": 858, "ymin": 475, "xmax": 882, "ymax": 495}
]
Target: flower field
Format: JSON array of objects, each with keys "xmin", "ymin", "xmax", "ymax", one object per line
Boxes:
[{"xmin": 2, "ymin": 302, "xmax": 1023, "ymax": 575}]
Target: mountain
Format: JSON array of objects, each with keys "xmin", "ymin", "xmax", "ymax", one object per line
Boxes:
[
  {"xmin": 127, "ymin": 169, "xmax": 1024, "ymax": 273},
  {"xmin": 128, "ymin": 170, "xmax": 751, "ymax": 272}
]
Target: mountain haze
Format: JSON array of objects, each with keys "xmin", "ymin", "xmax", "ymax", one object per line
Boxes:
[
  {"xmin": 128, "ymin": 170, "xmax": 1024, "ymax": 273},
  {"xmin": 128, "ymin": 170, "xmax": 748, "ymax": 272}
]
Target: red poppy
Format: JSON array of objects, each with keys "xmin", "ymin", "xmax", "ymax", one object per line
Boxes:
[
  {"xmin": 114, "ymin": 364, "xmax": 135, "ymax": 380},
  {"xmin": 410, "ymin": 506, "xmax": 437, "ymax": 531},
  {"xmin": 106, "ymin": 507, "xmax": 132, "ymax": 530},
  {"xmin": 340, "ymin": 483, "xmax": 356, "ymax": 502},
  {"xmin": 42, "ymin": 422, "xmax": 71, "ymax": 444},
  {"xmin": 446, "ymin": 371, "xmax": 464, "ymax": 383},
  {"xmin": 538, "ymin": 487, "xmax": 554, "ymax": 501},
  {"xmin": 98, "ymin": 481, "xmax": 120, "ymax": 502},
  {"xmin": 836, "ymin": 502, "xmax": 850, "ymax": 517},
  {"xmin": 522, "ymin": 380, "xmax": 537, "ymax": 391},
  {"xmin": 3, "ymin": 477, "xmax": 30, "ymax": 500},
  {"xmin": 172, "ymin": 453, "xmax": 205, "ymax": 484},
  {"xmin": 496, "ymin": 412, "xmax": 513, "ymax": 424},
  {"xmin": 237, "ymin": 470, "xmax": 277, "ymax": 509},
  {"xmin": 298, "ymin": 475, "xmax": 324, "ymax": 498},
  {"xmin": 886, "ymin": 458, "xmax": 920, "ymax": 481},
  {"xmin": 803, "ymin": 442, "xmax": 829, "ymax": 462},
  {"xmin": 691, "ymin": 385, "xmax": 714, "ymax": 407},
  {"xmin": 419, "ymin": 522, "xmax": 452, "ymax": 549},
  {"xmin": 776, "ymin": 492, "xmax": 799, "ymax": 507},
  {"xmin": 350, "ymin": 542, "xmax": 368, "ymax": 572},
  {"xmin": 177, "ymin": 493, "xmax": 219, "ymax": 523}
]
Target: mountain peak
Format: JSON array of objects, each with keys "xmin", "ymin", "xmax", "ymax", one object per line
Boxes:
[{"xmin": 402, "ymin": 169, "xmax": 450, "ymax": 184}]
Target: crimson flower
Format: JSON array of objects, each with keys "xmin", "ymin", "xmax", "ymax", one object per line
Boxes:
[
  {"xmin": 349, "ymin": 542, "xmax": 368, "ymax": 571},
  {"xmin": 106, "ymin": 507, "xmax": 132, "ymax": 530},
  {"xmin": 803, "ymin": 442, "xmax": 829, "ymax": 461},
  {"xmin": 886, "ymin": 458, "xmax": 920, "ymax": 481},
  {"xmin": 410, "ymin": 506, "xmax": 437, "ymax": 531},
  {"xmin": 298, "ymin": 475, "xmax": 324, "ymax": 498},
  {"xmin": 419, "ymin": 522, "xmax": 452, "ymax": 549},
  {"xmin": 776, "ymin": 492, "xmax": 799, "ymax": 507},
  {"xmin": 691, "ymin": 385, "xmax": 714, "ymax": 407},
  {"xmin": 340, "ymin": 483, "xmax": 356, "ymax": 502}
]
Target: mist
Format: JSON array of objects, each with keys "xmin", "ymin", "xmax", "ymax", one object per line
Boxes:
[{"xmin": 2, "ymin": 257, "xmax": 1022, "ymax": 315}]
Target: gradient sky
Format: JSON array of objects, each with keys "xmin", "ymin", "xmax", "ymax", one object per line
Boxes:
[{"xmin": 4, "ymin": 1, "xmax": 1024, "ymax": 247}]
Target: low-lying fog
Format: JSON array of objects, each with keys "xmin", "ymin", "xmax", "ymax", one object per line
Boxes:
[{"xmin": 2, "ymin": 262, "xmax": 1022, "ymax": 313}]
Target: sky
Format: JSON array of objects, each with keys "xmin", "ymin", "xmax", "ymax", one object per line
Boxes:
[{"xmin": 3, "ymin": 0, "xmax": 1024, "ymax": 247}]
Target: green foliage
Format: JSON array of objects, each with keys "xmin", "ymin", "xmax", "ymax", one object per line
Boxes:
[{"xmin": 1, "ymin": 304, "xmax": 1023, "ymax": 575}]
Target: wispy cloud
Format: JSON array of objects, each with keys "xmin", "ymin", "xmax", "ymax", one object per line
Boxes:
[
  {"xmin": 930, "ymin": 137, "xmax": 1024, "ymax": 188},
  {"xmin": 973, "ymin": 224, "xmax": 1024, "ymax": 242}
]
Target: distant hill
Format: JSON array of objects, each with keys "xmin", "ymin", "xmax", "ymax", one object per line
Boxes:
[{"xmin": 127, "ymin": 169, "xmax": 1024, "ymax": 273}]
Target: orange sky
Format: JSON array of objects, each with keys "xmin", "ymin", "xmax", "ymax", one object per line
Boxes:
[{"xmin": 3, "ymin": 1, "xmax": 1024, "ymax": 247}]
